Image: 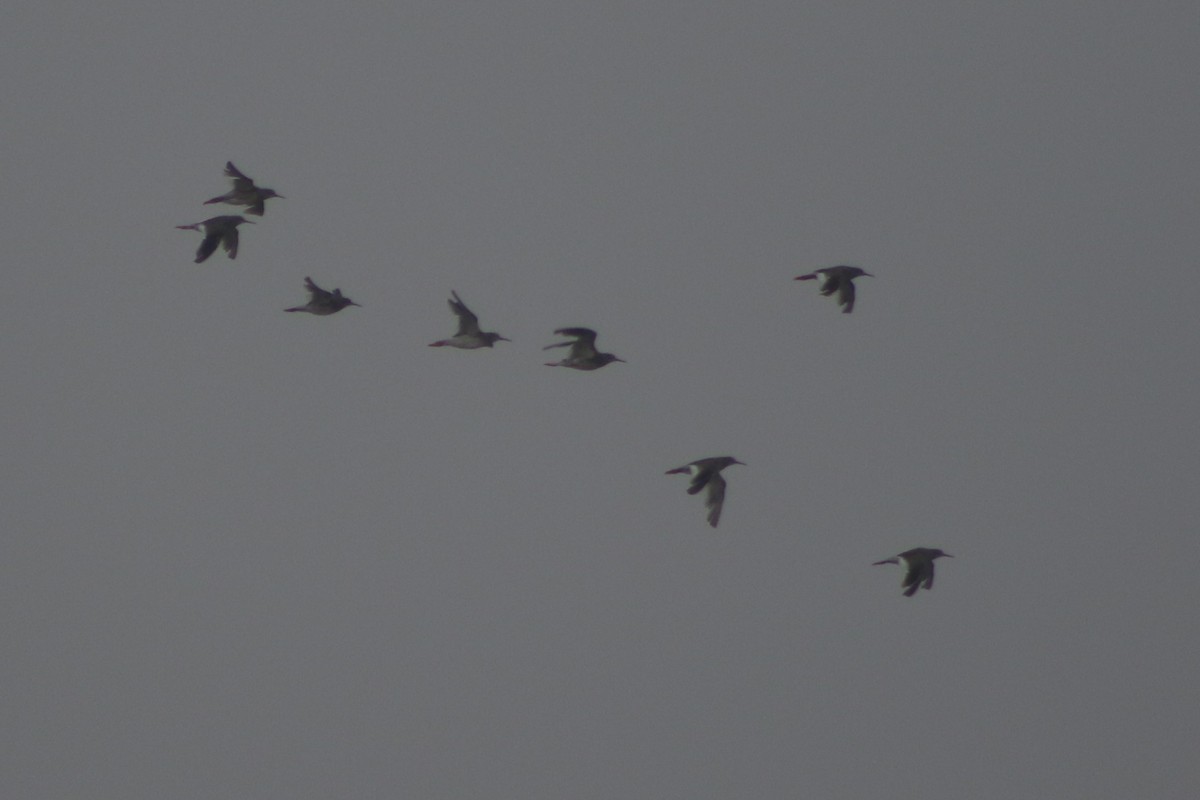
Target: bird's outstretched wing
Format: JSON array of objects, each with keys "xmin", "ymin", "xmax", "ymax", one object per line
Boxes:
[
  {"xmin": 554, "ymin": 327, "xmax": 598, "ymax": 345},
  {"xmin": 920, "ymin": 561, "xmax": 935, "ymax": 591},
  {"xmin": 704, "ymin": 473, "xmax": 727, "ymax": 528},
  {"xmin": 901, "ymin": 560, "xmax": 933, "ymax": 596},
  {"xmin": 838, "ymin": 277, "xmax": 856, "ymax": 313},
  {"xmin": 224, "ymin": 161, "xmax": 254, "ymax": 187},
  {"xmin": 902, "ymin": 567, "xmax": 922, "ymax": 596},
  {"xmin": 222, "ymin": 227, "xmax": 239, "ymax": 259},
  {"xmin": 449, "ymin": 291, "xmax": 482, "ymax": 336},
  {"xmin": 304, "ymin": 277, "xmax": 333, "ymax": 302},
  {"xmin": 554, "ymin": 328, "xmax": 599, "ymax": 359},
  {"xmin": 196, "ymin": 231, "xmax": 221, "ymax": 263}
]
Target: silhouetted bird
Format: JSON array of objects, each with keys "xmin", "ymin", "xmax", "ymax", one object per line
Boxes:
[
  {"xmin": 543, "ymin": 328, "xmax": 625, "ymax": 370},
  {"xmin": 285, "ymin": 277, "xmax": 361, "ymax": 315},
  {"xmin": 176, "ymin": 215, "xmax": 254, "ymax": 263},
  {"xmin": 665, "ymin": 456, "xmax": 745, "ymax": 528},
  {"xmin": 429, "ymin": 291, "xmax": 510, "ymax": 348},
  {"xmin": 873, "ymin": 548, "xmax": 952, "ymax": 597},
  {"xmin": 204, "ymin": 161, "xmax": 284, "ymax": 216},
  {"xmin": 794, "ymin": 266, "xmax": 873, "ymax": 313}
]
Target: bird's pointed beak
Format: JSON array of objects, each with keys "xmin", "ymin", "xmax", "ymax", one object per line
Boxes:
[
  {"xmin": 615, "ymin": 357, "xmax": 627, "ymax": 362},
  {"xmin": 243, "ymin": 219, "xmax": 256, "ymax": 224},
  {"xmin": 733, "ymin": 459, "xmax": 746, "ymax": 465},
  {"xmin": 351, "ymin": 301, "xmax": 362, "ymax": 307},
  {"xmin": 863, "ymin": 272, "xmax": 874, "ymax": 277},
  {"xmin": 498, "ymin": 335, "xmax": 512, "ymax": 342},
  {"xmin": 943, "ymin": 553, "xmax": 953, "ymax": 557}
]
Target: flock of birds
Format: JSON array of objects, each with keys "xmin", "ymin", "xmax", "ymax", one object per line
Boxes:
[{"xmin": 176, "ymin": 162, "xmax": 952, "ymax": 597}]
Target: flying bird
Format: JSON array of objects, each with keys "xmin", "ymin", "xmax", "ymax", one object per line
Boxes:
[
  {"xmin": 543, "ymin": 328, "xmax": 625, "ymax": 370},
  {"xmin": 665, "ymin": 456, "xmax": 745, "ymax": 528},
  {"xmin": 873, "ymin": 548, "xmax": 952, "ymax": 597},
  {"xmin": 794, "ymin": 265, "xmax": 873, "ymax": 313},
  {"xmin": 428, "ymin": 291, "xmax": 510, "ymax": 348},
  {"xmin": 285, "ymin": 277, "xmax": 361, "ymax": 315},
  {"xmin": 204, "ymin": 161, "xmax": 284, "ymax": 216},
  {"xmin": 176, "ymin": 215, "xmax": 254, "ymax": 263}
]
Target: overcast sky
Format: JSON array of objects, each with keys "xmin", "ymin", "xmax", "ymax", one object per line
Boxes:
[{"xmin": 3, "ymin": 2, "xmax": 1199, "ymax": 798}]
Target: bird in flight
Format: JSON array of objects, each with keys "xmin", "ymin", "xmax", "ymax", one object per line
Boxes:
[
  {"xmin": 429, "ymin": 291, "xmax": 510, "ymax": 349},
  {"xmin": 176, "ymin": 215, "xmax": 254, "ymax": 263},
  {"xmin": 204, "ymin": 162, "xmax": 284, "ymax": 216},
  {"xmin": 543, "ymin": 327, "xmax": 625, "ymax": 370},
  {"xmin": 794, "ymin": 265, "xmax": 873, "ymax": 313},
  {"xmin": 665, "ymin": 456, "xmax": 745, "ymax": 528},
  {"xmin": 873, "ymin": 548, "xmax": 952, "ymax": 596},
  {"xmin": 285, "ymin": 277, "xmax": 361, "ymax": 315}
]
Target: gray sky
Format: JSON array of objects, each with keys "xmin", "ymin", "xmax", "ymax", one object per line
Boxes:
[{"xmin": 3, "ymin": 2, "xmax": 1198, "ymax": 798}]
